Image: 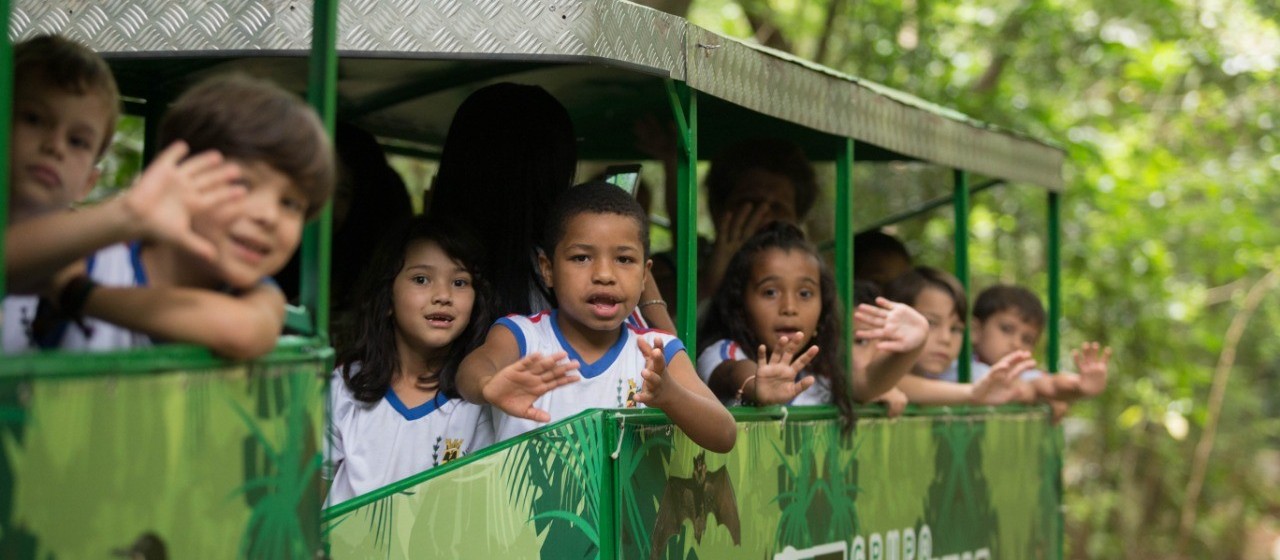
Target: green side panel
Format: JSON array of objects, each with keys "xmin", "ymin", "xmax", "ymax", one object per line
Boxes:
[
  {"xmin": 326, "ymin": 411, "xmax": 606, "ymax": 559},
  {"xmin": 619, "ymin": 410, "xmax": 1057, "ymax": 559},
  {"xmin": 0, "ymin": 362, "xmax": 326, "ymax": 559},
  {"xmin": 324, "ymin": 407, "xmax": 1059, "ymax": 560}
]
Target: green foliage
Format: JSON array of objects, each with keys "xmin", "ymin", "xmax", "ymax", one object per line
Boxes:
[{"xmin": 686, "ymin": 0, "xmax": 1280, "ymax": 556}]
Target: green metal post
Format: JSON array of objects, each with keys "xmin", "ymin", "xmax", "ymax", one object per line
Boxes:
[
  {"xmin": 303, "ymin": 0, "xmax": 338, "ymax": 340},
  {"xmin": 1047, "ymin": 192, "xmax": 1061, "ymax": 373},
  {"xmin": 0, "ymin": 0, "xmax": 11, "ymax": 316},
  {"xmin": 598, "ymin": 412, "xmax": 618, "ymax": 558},
  {"xmin": 835, "ymin": 139, "xmax": 854, "ymax": 376},
  {"xmin": 953, "ymin": 170, "xmax": 971, "ymax": 383},
  {"xmin": 665, "ymin": 80, "xmax": 697, "ymax": 347}
]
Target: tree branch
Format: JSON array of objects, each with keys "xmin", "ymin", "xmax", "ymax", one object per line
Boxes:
[
  {"xmin": 739, "ymin": 0, "xmax": 794, "ymax": 53},
  {"xmin": 1176, "ymin": 268, "xmax": 1280, "ymax": 553},
  {"xmin": 971, "ymin": 4, "xmax": 1034, "ymax": 94},
  {"xmin": 814, "ymin": 0, "xmax": 847, "ymax": 65}
]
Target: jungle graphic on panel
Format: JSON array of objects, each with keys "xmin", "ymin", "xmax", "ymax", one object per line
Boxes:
[
  {"xmin": 0, "ymin": 361, "xmax": 325, "ymax": 559},
  {"xmin": 325, "ymin": 407, "xmax": 1059, "ymax": 560}
]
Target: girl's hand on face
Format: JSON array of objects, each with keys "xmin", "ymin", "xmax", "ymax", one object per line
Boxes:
[
  {"xmin": 750, "ymin": 334, "xmax": 819, "ymax": 405},
  {"xmin": 874, "ymin": 387, "xmax": 909, "ymax": 417},
  {"xmin": 1072, "ymin": 342, "xmax": 1112, "ymax": 396},
  {"xmin": 481, "ymin": 352, "xmax": 581, "ymax": 423},
  {"xmin": 634, "ymin": 337, "xmax": 684, "ymax": 408},
  {"xmin": 968, "ymin": 350, "xmax": 1036, "ymax": 405},
  {"xmin": 854, "ymin": 297, "xmax": 929, "ymax": 353}
]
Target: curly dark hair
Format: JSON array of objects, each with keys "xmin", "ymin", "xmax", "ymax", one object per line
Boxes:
[
  {"xmin": 699, "ymin": 222, "xmax": 855, "ymax": 429},
  {"xmin": 336, "ymin": 216, "xmax": 492, "ymax": 403}
]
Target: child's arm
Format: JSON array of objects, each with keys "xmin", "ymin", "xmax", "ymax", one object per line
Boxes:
[
  {"xmin": 896, "ymin": 350, "xmax": 1036, "ymax": 406},
  {"xmin": 706, "ymin": 335, "xmax": 819, "ymax": 405},
  {"xmin": 873, "ymin": 387, "xmax": 909, "ymax": 417},
  {"xmin": 852, "ymin": 297, "xmax": 928, "ymax": 401},
  {"xmin": 6, "ymin": 143, "xmax": 241, "ymax": 293},
  {"xmin": 637, "ymin": 274, "xmax": 676, "ymax": 332},
  {"xmin": 71, "ymin": 281, "xmax": 286, "ymax": 360},
  {"xmin": 635, "ymin": 337, "xmax": 737, "ymax": 453},
  {"xmin": 456, "ymin": 326, "xmax": 581, "ymax": 422}
]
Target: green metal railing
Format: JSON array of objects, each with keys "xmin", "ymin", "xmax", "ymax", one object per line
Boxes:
[
  {"xmin": 666, "ymin": 80, "xmax": 698, "ymax": 345},
  {"xmin": 953, "ymin": 170, "xmax": 972, "ymax": 383},
  {"xmin": 835, "ymin": 139, "xmax": 855, "ymax": 374},
  {"xmin": 301, "ymin": 0, "xmax": 338, "ymax": 341},
  {"xmin": 0, "ymin": 0, "xmax": 11, "ymax": 334}
]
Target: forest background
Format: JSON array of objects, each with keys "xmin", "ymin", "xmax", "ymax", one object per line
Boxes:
[
  {"xmin": 618, "ymin": 0, "xmax": 1278, "ymax": 558},
  {"xmin": 92, "ymin": 0, "xmax": 1278, "ymax": 557}
]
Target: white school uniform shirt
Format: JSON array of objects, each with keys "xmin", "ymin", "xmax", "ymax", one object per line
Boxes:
[
  {"xmin": 490, "ymin": 310, "xmax": 686, "ymax": 442},
  {"xmin": 324, "ymin": 364, "xmax": 494, "ymax": 507},
  {"xmin": 2, "ymin": 243, "xmax": 149, "ymax": 354},
  {"xmin": 696, "ymin": 338, "xmax": 831, "ymax": 406}
]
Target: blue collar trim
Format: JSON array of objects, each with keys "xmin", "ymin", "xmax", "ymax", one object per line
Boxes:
[
  {"xmin": 549, "ymin": 310, "xmax": 628, "ymax": 379},
  {"xmin": 384, "ymin": 389, "xmax": 448, "ymax": 421}
]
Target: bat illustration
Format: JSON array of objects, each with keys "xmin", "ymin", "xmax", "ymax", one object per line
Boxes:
[
  {"xmin": 649, "ymin": 452, "xmax": 741, "ymax": 559},
  {"xmin": 111, "ymin": 532, "xmax": 167, "ymax": 560}
]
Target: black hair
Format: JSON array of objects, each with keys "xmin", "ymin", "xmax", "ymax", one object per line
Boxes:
[
  {"xmin": 853, "ymin": 230, "xmax": 913, "ymax": 287},
  {"xmin": 973, "ymin": 284, "xmax": 1046, "ymax": 329},
  {"xmin": 699, "ymin": 222, "xmax": 855, "ymax": 429},
  {"xmin": 853, "ymin": 280, "xmax": 881, "ymax": 307},
  {"xmin": 541, "ymin": 180, "xmax": 651, "ymax": 257},
  {"xmin": 336, "ymin": 216, "xmax": 492, "ymax": 403},
  {"xmin": 705, "ymin": 138, "xmax": 818, "ymax": 221},
  {"xmin": 884, "ymin": 266, "xmax": 967, "ymax": 322},
  {"xmin": 426, "ymin": 83, "xmax": 577, "ymax": 319}
]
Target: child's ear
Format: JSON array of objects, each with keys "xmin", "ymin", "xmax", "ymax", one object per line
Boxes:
[{"xmin": 537, "ymin": 248, "xmax": 554, "ymax": 289}]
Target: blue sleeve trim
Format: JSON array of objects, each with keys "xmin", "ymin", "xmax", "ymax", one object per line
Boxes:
[
  {"xmin": 495, "ymin": 317, "xmax": 526, "ymax": 357},
  {"xmin": 662, "ymin": 337, "xmax": 686, "ymax": 365}
]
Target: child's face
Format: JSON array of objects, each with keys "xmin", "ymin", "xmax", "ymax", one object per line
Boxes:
[
  {"xmin": 392, "ymin": 239, "xmax": 475, "ymax": 355},
  {"xmin": 540, "ymin": 212, "xmax": 650, "ymax": 333},
  {"xmin": 972, "ymin": 309, "xmax": 1041, "ymax": 365},
  {"xmin": 8, "ymin": 79, "xmax": 109, "ymax": 218},
  {"xmin": 744, "ymin": 248, "xmax": 822, "ymax": 351},
  {"xmin": 913, "ymin": 286, "xmax": 964, "ymax": 376},
  {"xmin": 192, "ymin": 160, "xmax": 307, "ymax": 289}
]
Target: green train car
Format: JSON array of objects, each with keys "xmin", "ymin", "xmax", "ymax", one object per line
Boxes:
[{"xmin": 0, "ymin": 1, "xmax": 1068, "ymax": 558}]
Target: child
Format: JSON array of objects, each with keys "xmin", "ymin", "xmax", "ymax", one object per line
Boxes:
[
  {"xmin": 971, "ymin": 284, "xmax": 1110, "ymax": 401},
  {"xmin": 697, "ymin": 223, "xmax": 924, "ymax": 426},
  {"xmin": 851, "ymin": 281, "xmax": 922, "ymax": 417},
  {"xmin": 325, "ymin": 217, "xmax": 494, "ymax": 506},
  {"xmin": 457, "ymin": 181, "xmax": 736, "ymax": 453},
  {"xmin": 10, "ymin": 74, "xmax": 332, "ymax": 358},
  {"xmin": 885, "ymin": 267, "xmax": 1034, "ymax": 405},
  {"xmin": 1, "ymin": 35, "xmax": 240, "ymax": 351}
]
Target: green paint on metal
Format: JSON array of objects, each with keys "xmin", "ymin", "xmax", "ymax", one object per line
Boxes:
[
  {"xmin": 1047, "ymin": 192, "xmax": 1062, "ymax": 373},
  {"xmin": 835, "ymin": 138, "xmax": 855, "ymax": 376},
  {"xmin": 666, "ymin": 80, "xmax": 698, "ymax": 347},
  {"xmin": 0, "ymin": 0, "xmax": 12, "ymax": 313},
  {"xmin": 0, "ymin": 362, "xmax": 326, "ymax": 558},
  {"xmin": 302, "ymin": 0, "xmax": 338, "ymax": 340},
  {"xmin": 0, "ymin": 337, "xmax": 332, "ymax": 380},
  {"xmin": 954, "ymin": 170, "xmax": 972, "ymax": 383},
  {"xmin": 325, "ymin": 405, "xmax": 1059, "ymax": 559}
]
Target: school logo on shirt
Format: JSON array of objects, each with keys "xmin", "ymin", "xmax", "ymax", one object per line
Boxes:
[
  {"xmin": 433, "ymin": 436, "xmax": 467, "ymax": 467},
  {"xmin": 621, "ymin": 379, "xmax": 640, "ymax": 408}
]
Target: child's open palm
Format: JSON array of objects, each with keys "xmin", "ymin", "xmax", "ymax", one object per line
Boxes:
[
  {"xmin": 854, "ymin": 297, "xmax": 928, "ymax": 353},
  {"xmin": 750, "ymin": 334, "xmax": 818, "ymax": 405},
  {"xmin": 634, "ymin": 337, "xmax": 682, "ymax": 408},
  {"xmin": 1072, "ymin": 342, "xmax": 1111, "ymax": 396},
  {"xmin": 970, "ymin": 350, "xmax": 1036, "ymax": 405},
  {"xmin": 123, "ymin": 141, "xmax": 243, "ymax": 262},
  {"xmin": 481, "ymin": 352, "xmax": 580, "ymax": 423}
]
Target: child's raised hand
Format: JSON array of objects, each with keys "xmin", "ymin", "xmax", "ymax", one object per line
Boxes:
[
  {"xmin": 634, "ymin": 337, "xmax": 684, "ymax": 408},
  {"xmin": 1072, "ymin": 342, "xmax": 1111, "ymax": 396},
  {"xmin": 122, "ymin": 141, "xmax": 243, "ymax": 262},
  {"xmin": 874, "ymin": 387, "xmax": 909, "ymax": 418},
  {"xmin": 481, "ymin": 352, "xmax": 580, "ymax": 423},
  {"xmin": 969, "ymin": 350, "xmax": 1036, "ymax": 405},
  {"xmin": 749, "ymin": 333, "xmax": 819, "ymax": 405},
  {"xmin": 854, "ymin": 297, "xmax": 928, "ymax": 353}
]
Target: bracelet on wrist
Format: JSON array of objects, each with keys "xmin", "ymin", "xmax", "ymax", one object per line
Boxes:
[
  {"xmin": 638, "ymin": 299, "xmax": 667, "ymax": 308},
  {"xmin": 734, "ymin": 374, "xmax": 758, "ymax": 406},
  {"xmin": 58, "ymin": 275, "xmax": 98, "ymax": 320}
]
